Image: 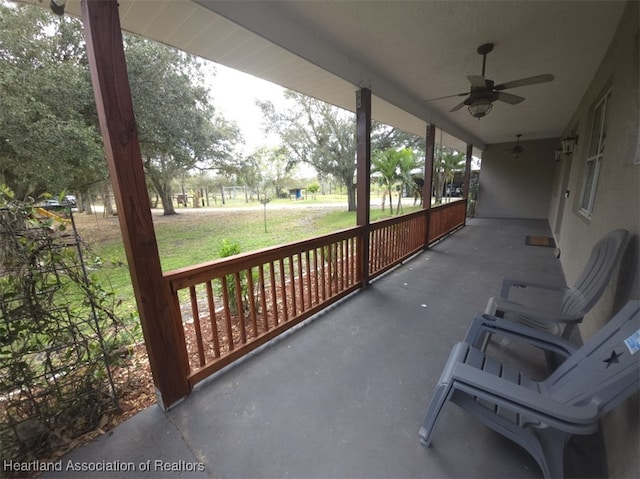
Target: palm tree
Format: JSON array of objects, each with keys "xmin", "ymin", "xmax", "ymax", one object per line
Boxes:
[
  {"xmin": 433, "ymin": 146, "xmax": 466, "ymax": 204},
  {"xmin": 395, "ymin": 149, "xmax": 422, "ymax": 214},
  {"xmin": 372, "ymin": 148, "xmax": 400, "ymax": 214}
]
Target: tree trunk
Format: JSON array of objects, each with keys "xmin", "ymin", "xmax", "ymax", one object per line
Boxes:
[
  {"xmin": 103, "ymin": 182, "xmax": 115, "ymax": 216},
  {"xmin": 150, "ymin": 176, "xmax": 176, "ymax": 215},
  {"xmin": 434, "ymin": 172, "xmax": 445, "ymax": 204}
]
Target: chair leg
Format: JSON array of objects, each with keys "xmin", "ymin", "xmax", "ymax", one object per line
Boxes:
[
  {"xmin": 536, "ymin": 428, "xmax": 570, "ymax": 479},
  {"xmin": 418, "ymin": 382, "xmax": 453, "ymax": 447},
  {"xmin": 419, "ymin": 343, "xmax": 470, "ymax": 447}
]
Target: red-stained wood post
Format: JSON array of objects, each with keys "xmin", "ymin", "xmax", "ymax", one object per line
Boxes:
[
  {"xmin": 81, "ymin": 0, "xmax": 191, "ymax": 409},
  {"xmin": 423, "ymin": 124, "xmax": 436, "ymax": 247},
  {"xmin": 356, "ymin": 88, "xmax": 372, "ymax": 286},
  {"xmin": 463, "ymin": 143, "xmax": 473, "ymax": 225}
]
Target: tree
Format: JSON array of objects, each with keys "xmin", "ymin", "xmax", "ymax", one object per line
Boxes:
[
  {"xmin": 395, "ymin": 148, "xmax": 422, "ymax": 213},
  {"xmin": 372, "ymin": 147, "xmax": 418, "ymax": 215},
  {"xmin": 124, "ymin": 36, "xmax": 243, "ymax": 215},
  {"xmin": 0, "ymin": 3, "xmax": 106, "ymax": 200},
  {"xmin": 258, "ymin": 92, "xmax": 427, "ymax": 212},
  {"xmin": 307, "ymin": 181, "xmax": 320, "ymax": 200},
  {"xmin": 433, "ymin": 146, "xmax": 466, "ymax": 204},
  {"xmin": 257, "ymin": 91, "xmax": 358, "ymax": 210}
]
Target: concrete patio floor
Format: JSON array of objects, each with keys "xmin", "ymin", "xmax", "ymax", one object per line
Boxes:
[{"xmin": 46, "ymin": 218, "xmax": 608, "ymax": 478}]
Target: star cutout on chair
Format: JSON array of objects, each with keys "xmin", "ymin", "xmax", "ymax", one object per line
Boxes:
[{"xmin": 603, "ymin": 349, "xmax": 623, "ymax": 368}]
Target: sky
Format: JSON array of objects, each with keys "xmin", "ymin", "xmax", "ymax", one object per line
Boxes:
[{"xmin": 206, "ymin": 62, "xmax": 287, "ymax": 156}]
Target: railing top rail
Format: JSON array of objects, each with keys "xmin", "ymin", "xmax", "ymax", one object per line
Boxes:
[
  {"xmin": 164, "ymin": 225, "xmax": 362, "ymax": 290},
  {"xmin": 431, "ymin": 199, "xmax": 465, "ymax": 211},
  {"xmin": 370, "ymin": 209, "xmax": 427, "ymax": 229}
]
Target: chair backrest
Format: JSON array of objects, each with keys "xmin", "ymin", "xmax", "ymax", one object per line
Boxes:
[
  {"xmin": 545, "ymin": 300, "xmax": 640, "ymax": 416},
  {"xmin": 561, "ymin": 229, "xmax": 629, "ymax": 316}
]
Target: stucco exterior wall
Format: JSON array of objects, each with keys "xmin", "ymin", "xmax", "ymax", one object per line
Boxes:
[
  {"xmin": 476, "ymin": 138, "xmax": 558, "ymax": 219},
  {"xmin": 549, "ymin": 3, "xmax": 639, "ymax": 477}
]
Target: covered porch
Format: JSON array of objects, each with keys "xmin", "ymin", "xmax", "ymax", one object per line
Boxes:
[
  {"xmin": 16, "ymin": 0, "xmax": 636, "ymax": 476},
  {"xmin": 47, "ymin": 218, "xmax": 606, "ymax": 478}
]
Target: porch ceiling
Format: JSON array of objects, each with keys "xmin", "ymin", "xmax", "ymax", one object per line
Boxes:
[{"xmin": 25, "ymin": 0, "xmax": 626, "ymax": 154}]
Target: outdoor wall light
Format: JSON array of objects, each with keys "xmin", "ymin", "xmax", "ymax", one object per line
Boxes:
[
  {"xmin": 561, "ymin": 136, "xmax": 578, "ymax": 154},
  {"xmin": 555, "ymin": 149, "xmax": 563, "ymax": 161},
  {"xmin": 468, "ymin": 98, "xmax": 493, "ymax": 118},
  {"xmin": 50, "ymin": 0, "xmax": 66, "ymax": 16}
]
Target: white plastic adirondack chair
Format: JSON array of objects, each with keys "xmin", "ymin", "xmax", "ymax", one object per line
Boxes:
[
  {"xmin": 419, "ymin": 301, "xmax": 640, "ymax": 479},
  {"xmin": 483, "ymin": 229, "xmax": 628, "ymax": 348}
]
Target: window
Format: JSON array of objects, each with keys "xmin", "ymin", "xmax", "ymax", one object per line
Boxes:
[{"xmin": 579, "ymin": 90, "xmax": 612, "ymax": 217}]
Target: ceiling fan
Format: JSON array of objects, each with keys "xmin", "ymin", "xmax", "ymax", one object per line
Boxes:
[{"xmin": 427, "ymin": 43, "xmax": 554, "ymax": 118}]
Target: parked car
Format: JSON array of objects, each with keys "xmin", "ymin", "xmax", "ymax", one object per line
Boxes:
[
  {"xmin": 39, "ymin": 199, "xmax": 64, "ymax": 211},
  {"xmin": 445, "ymin": 185, "xmax": 462, "ymax": 197},
  {"xmin": 62, "ymin": 195, "xmax": 77, "ymax": 207}
]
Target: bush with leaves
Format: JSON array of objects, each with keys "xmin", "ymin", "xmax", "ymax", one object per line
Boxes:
[
  {"xmin": 215, "ymin": 240, "xmax": 259, "ymax": 315},
  {"xmin": 0, "ymin": 186, "xmax": 134, "ymax": 463}
]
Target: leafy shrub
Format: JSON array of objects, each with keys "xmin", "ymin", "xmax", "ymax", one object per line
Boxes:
[
  {"xmin": 216, "ymin": 240, "xmax": 258, "ymax": 315},
  {"xmin": 0, "ymin": 187, "xmax": 131, "ymax": 463}
]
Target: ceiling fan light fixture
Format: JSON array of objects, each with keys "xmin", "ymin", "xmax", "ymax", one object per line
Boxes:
[{"xmin": 468, "ymin": 98, "xmax": 493, "ymax": 118}]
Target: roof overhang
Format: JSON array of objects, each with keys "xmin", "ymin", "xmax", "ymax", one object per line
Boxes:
[{"xmin": 17, "ymin": 0, "xmax": 627, "ymax": 156}]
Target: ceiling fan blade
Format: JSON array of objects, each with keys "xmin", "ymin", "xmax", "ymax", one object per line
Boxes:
[
  {"xmin": 496, "ymin": 92, "xmax": 525, "ymax": 104},
  {"xmin": 449, "ymin": 101, "xmax": 467, "ymax": 112},
  {"xmin": 494, "ymin": 73, "xmax": 555, "ymax": 90},
  {"xmin": 425, "ymin": 91, "xmax": 469, "ymax": 102},
  {"xmin": 467, "ymin": 75, "xmax": 486, "ymax": 88}
]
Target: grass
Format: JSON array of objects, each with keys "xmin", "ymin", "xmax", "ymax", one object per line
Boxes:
[{"xmin": 74, "ymin": 200, "xmax": 423, "ymax": 316}]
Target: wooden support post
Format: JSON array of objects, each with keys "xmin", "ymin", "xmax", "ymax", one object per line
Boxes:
[
  {"xmin": 81, "ymin": 0, "xmax": 191, "ymax": 409},
  {"xmin": 463, "ymin": 143, "xmax": 473, "ymax": 225},
  {"xmin": 423, "ymin": 124, "xmax": 436, "ymax": 247},
  {"xmin": 463, "ymin": 143, "xmax": 473, "ymax": 199},
  {"xmin": 356, "ymin": 88, "xmax": 371, "ymax": 286}
]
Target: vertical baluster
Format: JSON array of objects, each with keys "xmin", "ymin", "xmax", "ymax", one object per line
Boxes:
[
  {"xmin": 383, "ymin": 225, "xmax": 389, "ymax": 268},
  {"xmin": 269, "ymin": 261, "xmax": 279, "ymax": 326},
  {"xmin": 259, "ymin": 264, "xmax": 269, "ymax": 332},
  {"xmin": 305, "ymin": 250, "xmax": 312, "ymax": 308},
  {"xmin": 279, "ymin": 259, "xmax": 289, "ymax": 322},
  {"xmin": 189, "ymin": 285, "xmax": 206, "ymax": 367},
  {"xmin": 205, "ymin": 282, "xmax": 220, "ymax": 359},
  {"xmin": 339, "ymin": 239, "xmax": 345, "ymax": 290},
  {"xmin": 345, "ymin": 238, "xmax": 353, "ymax": 286},
  {"xmin": 289, "ymin": 255, "xmax": 297, "ymax": 316},
  {"xmin": 246, "ymin": 267, "xmax": 258, "ymax": 339},
  {"xmin": 327, "ymin": 243, "xmax": 333, "ymax": 297},
  {"xmin": 234, "ymin": 272, "xmax": 246, "ymax": 344},
  {"xmin": 371, "ymin": 229, "xmax": 377, "ymax": 273},
  {"xmin": 320, "ymin": 246, "xmax": 327, "ymax": 301},
  {"xmin": 313, "ymin": 248, "xmax": 320, "ymax": 304},
  {"xmin": 297, "ymin": 252, "xmax": 305, "ymax": 312},
  {"xmin": 220, "ymin": 276, "xmax": 234, "ymax": 351}
]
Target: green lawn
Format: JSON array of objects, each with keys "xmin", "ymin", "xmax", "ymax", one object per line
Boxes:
[{"xmin": 82, "ymin": 202, "xmax": 423, "ymax": 317}]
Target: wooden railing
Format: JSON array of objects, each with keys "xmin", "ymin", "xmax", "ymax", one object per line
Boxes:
[
  {"xmin": 163, "ymin": 200, "xmax": 466, "ymax": 389},
  {"xmin": 368, "ymin": 210, "xmax": 427, "ymax": 280},
  {"xmin": 428, "ymin": 200, "xmax": 466, "ymax": 244},
  {"xmin": 164, "ymin": 228, "xmax": 362, "ymax": 386}
]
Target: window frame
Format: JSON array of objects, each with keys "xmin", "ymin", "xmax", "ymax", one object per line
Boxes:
[{"xmin": 578, "ymin": 89, "xmax": 612, "ymax": 217}]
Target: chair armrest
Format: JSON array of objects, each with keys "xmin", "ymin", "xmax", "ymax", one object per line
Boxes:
[
  {"xmin": 500, "ymin": 276, "xmax": 568, "ymax": 300},
  {"xmin": 464, "ymin": 313, "xmax": 579, "ymax": 357},
  {"xmin": 452, "ymin": 361, "xmax": 599, "ymax": 433},
  {"xmin": 492, "ymin": 297, "xmax": 584, "ymax": 325}
]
